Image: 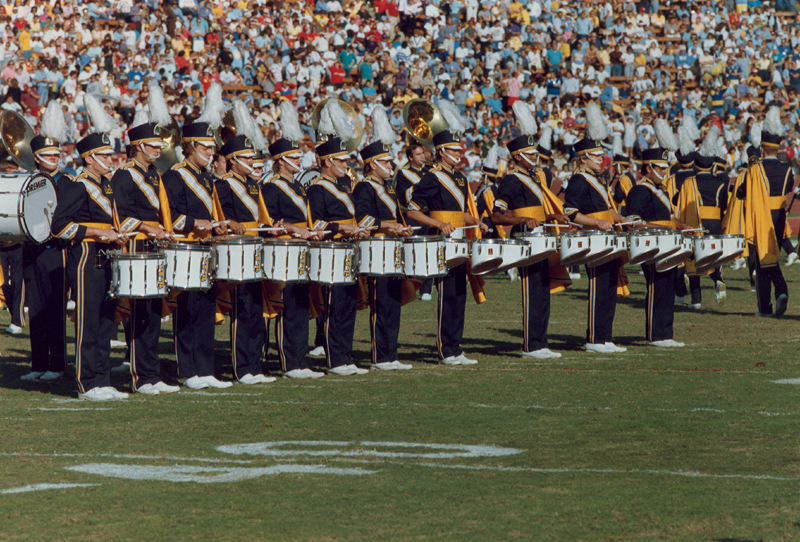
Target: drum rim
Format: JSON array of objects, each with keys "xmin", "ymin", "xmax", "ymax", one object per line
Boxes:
[
  {"xmin": 356, "ymin": 237, "xmax": 404, "ymax": 243},
  {"xmin": 474, "ymin": 238, "xmax": 518, "ymax": 245},
  {"xmin": 262, "ymin": 239, "xmax": 311, "ymax": 246},
  {"xmin": 403, "ymin": 235, "xmax": 447, "ymax": 243},
  {"xmin": 514, "ymin": 232, "xmax": 556, "ymax": 238},
  {"xmin": 209, "ymin": 235, "xmax": 265, "ymax": 245},
  {"xmin": 309, "ymin": 241, "xmax": 357, "ymax": 249},
  {"xmin": 109, "ymin": 252, "xmax": 166, "ymax": 260},
  {"xmin": 160, "ymin": 243, "xmax": 214, "ymax": 252},
  {"xmin": 445, "ymin": 237, "xmax": 471, "ymax": 243}
]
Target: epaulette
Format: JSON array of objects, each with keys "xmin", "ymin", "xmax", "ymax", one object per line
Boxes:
[
  {"xmin": 428, "ymin": 164, "xmax": 442, "ymax": 173},
  {"xmin": 170, "ymin": 161, "xmax": 187, "ymax": 171}
]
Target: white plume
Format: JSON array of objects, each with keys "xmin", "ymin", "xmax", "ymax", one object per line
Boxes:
[
  {"xmin": 40, "ymin": 100, "xmax": 70, "ymax": 143},
  {"xmin": 83, "ymin": 93, "xmax": 118, "ymax": 134},
  {"xmin": 538, "ymin": 125, "xmax": 552, "ymax": 151},
  {"xmin": 483, "ymin": 145, "xmax": 509, "ymax": 171},
  {"xmin": 326, "ymin": 99, "xmax": 355, "ymax": 141},
  {"xmin": 585, "ymin": 102, "xmax": 608, "ymax": 141},
  {"xmin": 317, "ymin": 103, "xmax": 335, "ymax": 138},
  {"xmin": 612, "ymin": 133, "xmax": 623, "ymax": 157},
  {"xmin": 279, "ymin": 100, "xmax": 304, "ymax": 143},
  {"xmin": 677, "ymin": 125, "xmax": 695, "ymax": 156},
  {"xmin": 750, "ymin": 121, "xmax": 762, "ymax": 148},
  {"xmin": 512, "ymin": 100, "xmax": 537, "ymax": 137},
  {"xmin": 131, "ymin": 109, "xmax": 149, "ymax": 128},
  {"xmin": 654, "ymin": 119, "xmax": 678, "ymax": 152},
  {"xmin": 371, "ymin": 105, "xmax": 397, "ymax": 146},
  {"xmin": 147, "ymin": 82, "xmax": 171, "ymax": 128},
  {"xmin": 681, "ymin": 115, "xmax": 700, "ymax": 141},
  {"xmin": 623, "ymin": 122, "xmax": 635, "ymax": 148},
  {"xmin": 251, "ymin": 123, "xmax": 267, "ymax": 152},
  {"xmin": 763, "ymin": 106, "xmax": 784, "ymax": 136},
  {"xmin": 196, "ymin": 82, "xmax": 225, "ymax": 129},
  {"xmin": 232, "ymin": 99, "xmax": 256, "ymax": 140},
  {"xmin": 698, "ymin": 125, "xmax": 719, "ymax": 158},
  {"xmin": 716, "ymin": 136, "xmax": 728, "ymax": 160},
  {"xmin": 438, "ymin": 99, "xmax": 471, "ymax": 134}
]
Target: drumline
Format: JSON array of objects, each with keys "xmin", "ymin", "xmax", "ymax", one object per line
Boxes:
[{"xmin": 95, "ymin": 228, "xmax": 746, "ymax": 298}]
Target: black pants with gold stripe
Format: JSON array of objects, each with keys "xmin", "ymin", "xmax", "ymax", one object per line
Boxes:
[
  {"xmin": 173, "ymin": 289, "xmax": 216, "ymax": 379},
  {"xmin": 368, "ymin": 276, "xmax": 401, "ymax": 364},
  {"xmin": 22, "ymin": 243, "xmax": 67, "ymax": 373},
  {"xmin": 66, "ymin": 242, "xmax": 115, "ymax": 393},
  {"xmin": 755, "ymin": 262, "xmax": 788, "ymax": 315},
  {"xmin": 1, "ymin": 244, "xmax": 25, "ymax": 327},
  {"xmin": 643, "ymin": 263, "xmax": 676, "ymax": 341},
  {"xmin": 275, "ymin": 282, "xmax": 310, "ymax": 372},
  {"xmin": 230, "ymin": 281, "xmax": 267, "ymax": 379},
  {"xmin": 129, "ymin": 298, "xmax": 164, "ymax": 389},
  {"xmin": 585, "ymin": 259, "xmax": 617, "ymax": 345},
  {"xmin": 435, "ymin": 262, "xmax": 466, "ymax": 359},
  {"xmin": 521, "ymin": 259, "xmax": 550, "ymax": 352},
  {"xmin": 323, "ymin": 283, "xmax": 359, "ymax": 367}
]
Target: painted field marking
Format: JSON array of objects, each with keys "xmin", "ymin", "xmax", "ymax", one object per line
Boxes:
[
  {"xmin": 217, "ymin": 441, "xmax": 524, "ymax": 459},
  {"xmin": 2, "ymin": 483, "xmax": 99, "ymax": 494},
  {"xmin": 773, "ymin": 378, "xmax": 800, "ymax": 384}
]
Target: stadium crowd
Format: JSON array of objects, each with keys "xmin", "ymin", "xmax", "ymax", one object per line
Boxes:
[{"xmin": 1, "ymin": 0, "xmax": 800, "ymax": 180}]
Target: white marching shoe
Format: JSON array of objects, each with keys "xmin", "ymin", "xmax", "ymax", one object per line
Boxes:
[
  {"xmin": 200, "ymin": 376, "xmax": 233, "ymax": 388},
  {"xmin": 649, "ymin": 339, "xmax": 685, "ymax": 347},
  {"xmin": 389, "ymin": 361, "xmax": 412, "ymax": 370},
  {"xmin": 455, "ymin": 353, "xmax": 478, "ymax": 365},
  {"xmin": 507, "ymin": 268, "xmax": 519, "ymax": 282},
  {"xmin": 439, "ymin": 356, "xmax": 461, "ymax": 366},
  {"xmin": 688, "ymin": 303, "xmax": 702, "ymax": 310},
  {"xmin": 715, "ymin": 281, "xmax": 726, "ymax": 306},
  {"xmin": 421, "ymin": 293, "xmax": 432, "ymax": 301},
  {"xmin": 522, "ymin": 348, "xmax": 562, "ymax": 359},
  {"xmin": 5, "ymin": 323, "xmax": 22, "ymax": 334},
  {"xmin": 605, "ymin": 342, "xmax": 627, "ymax": 353},
  {"xmin": 283, "ymin": 368, "xmax": 324, "ymax": 379},
  {"xmin": 183, "ymin": 376, "xmax": 210, "ymax": 390},
  {"xmin": 100, "ymin": 387, "xmax": 129, "ymax": 399},
  {"xmin": 788, "ymin": 252, "xmax": 798, "ymax": 265},
  {"xmin": 110, "ymin": 340, "xmax": 127, "ymax": 349},
  {"xmin": 153, "ymin": 381, "xmax": 180, "ymax": 393},
  {"xmin": 586, "ymin": 342, "xmax": 626, "ymax": 353},
  {"xmin": 308, "ymin": 346, "xmax": 326, "ymax": 358},
  {"xmin": 67, "ymin": 300, "xmax": 76, "ymax": 311},
  {"xmin": 137, "ymin": 383, "xmax": 160, "ymax": 395},
  {"xmin": 20, "ymin": 371, "xmax": 45, "ymax": 381},
  {"xmin": 237, "ymin": 373, "xmax": 264, "ymax": 384},
  {"xmin": 328, "ymin": 364, "xmax": 370, "ymax": 376},
  {"xmin": 40, "ymin": 371, "xmax": 63, "ymax": 381},
  {"xmin": 79, "ymin": 387, "xmax": 115, "ymax": 401},
  {"xmin": 569, "ymin": 272, "xmax": 581, "ymax": 280},
  {"xmin": 731, "ymin": 257, "xmax": 745, "ymax": 270}
]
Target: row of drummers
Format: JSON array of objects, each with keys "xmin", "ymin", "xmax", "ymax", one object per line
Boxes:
[{"xmin": 109, "ymin": 228, "xmax": 747, "ymax": 297}]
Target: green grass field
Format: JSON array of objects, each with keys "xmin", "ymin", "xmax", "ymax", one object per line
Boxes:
[{"xmin": 1, "ymin": 262, "xmax": 799, "ymax": 541}]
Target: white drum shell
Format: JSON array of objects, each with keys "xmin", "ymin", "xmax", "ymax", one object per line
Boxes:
[
  {"xmin": 514, "ymin": 232, "xmax": 559, "ymax": 265},
  {"xmin": 628, "ymin": 231, "xmax": 662, "ymax": 265},
  {"xmin": 693, "ymin": 235, "xmax": 724, "ymax": 268},
  {"xmin": 654, "ymin": 237, "xmax": 693, "ymax": 272},
  {"xmin": 0, "ymin": 172, "xmax": 57, "ymax": 243},
  {"xmin": 263, "ymin": 240, "xmax": 310, "ymax": 283},
  {"xmin": 308, "ymin": 242, "xmax": 358, "ymax": 285},
  {"xmin": 470, "ymin": 239, "xmax": 505, "ymax": 275},
  {"xmin": 211, "ymin": 236, "xmax": 264, "ymax": 282},
  {"xmin": 559, "ymin": 232, "xmax": 593, "ymax": 267},
  {"xmin": 493, "ymin": 239, "xmax": 533, "ymax": 274},
  {"xmin": 110, "ymin": 253, "xmax": 168, "ymax": 298},
  {"xmin": 587, "ymin": 233, "xmax": 628, "ymax": 268},
  {"xmin": 444, "ymin": 238, "xmax": 471, "ymax": 268},
  {"xmin": 403, "ymin": 236, "xmax": 447, "ymax": 278},
  {"xmin": 161, "ymin": 243, "xmax": 214, "ymax": 291},
  {"xmin": 357, "ymin": 237, "xmax": 404, "ymax": 276}
]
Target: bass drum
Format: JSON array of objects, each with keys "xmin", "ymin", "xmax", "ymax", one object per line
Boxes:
[
  {"xmin": 294, "ymin": 168, "xmax": 322, "ymax": 189},
  {"xmin": 0, "ymin": 172, "xmax": 58, "ymax": 243}
]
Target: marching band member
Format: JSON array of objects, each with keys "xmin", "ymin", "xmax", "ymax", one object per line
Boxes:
[
  {"xmin": 610, "ymin": 135, "xmax": 635, "ymax": 216},
  {"xmin": 668, "ymin": 125, "xmax": 697, "ymax": 303},
  {"xmin": 626, "ymin": 147, "xmax": 688, "ymax": 347},
  {"xmin": 395, "ymin": 141, "xmax": 433, "ymax": 300},
  {"xmin": 161, "ymin": 83, "xmax": 230, "ymax": 390},
  {"xmin": 490, "ymin": 101, "xmax": 571, "ymax": 359},
  {"xmin": 563, "ymin": 103, "xmax": 628, "ymax": 354},
  {"xmin": 475, "ymin": 146, "xmax": 505, "ymax": 239},
  {"xmin": 406, "ymin": 100, "xmax": 488, "ymax": 366},
  {"xmin": 739, "ymin": 107, "xmax": 791, "ymax": 317},
  {"xmin": 50, "ymin": 95, "xmax": 128, "ymax": 401},
  {"xmin": 354, "ymin": 106, "xmax": 414, "ymax": 371},
  {"xmin": 675, "ymin": 127, "xmax": 728, "ymax": 309},
  {"xmin": 263, "ymin": 101, "xmax": 323, "ymax": 379},
  {"xmin": 20, "ymin": 101, "xmax": 71, "ymax": 381},
  {"xmin": 111, "ymin": 84, "xmax": 180, "ymax": 395},
  {"xmin": 214, "ymin": 132, "xmax": 277, "ymax": 384}
]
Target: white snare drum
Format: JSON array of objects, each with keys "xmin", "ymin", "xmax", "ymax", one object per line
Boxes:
[
  {"xmin": 309, "ymin": 242, "xmax": 358, "ymax": 285},
  {"xmin": 357, "ymin": 237, "xmax": 404, "ymax": 276},
  {"xmin": 655, "ymin": 235, "xmax": 693, "ymax": 272},
  {"xmin": 262, "ymin": 240, "xmax": 310, "ymax": 283},
  {"xmin": 628, "ymin": 229, "xmax": 662, "ymax": 265},
  {"xmin": 210, "ymin": 235, "xmax": 264, "ymax": 282},
  {"xmin": 403, "ymin": 236, "xmax": 447, "ymax": 278},
  {"xmin": 514, "ymin": 232, "xmax": 559, "ymax": 265},
  {"xmin": 653, "ymin": 229, "xmax": 682, "ymax": 260},
  {"xmin": 493, "ymin": 239, "xmax": 533, "ymax": 274},
  {"xmin": 587, "ymin": 233, "xmax": 628, "ymax": 268},
  {"xmin": 160, "ymin": 243, "xmax": 214, "ymax": 291},
  {"xmin": 715, "ymin": 234, "xmax": 745, "ymax": 267},
  {"xmin": 559, "ymin": 231, "xmax": 592, "ymax": 267},
  {"xmin": 445, "ymin": 238, "xmax": 471, "ymax": 268},
  {"xmin": 693, "ymin": 235, "xmax": 724, "ymax": 268},
  {"xmin": 109, "ymin": 252, "xmax": 167, "ymax": 298},
  {"xmin": 0, "ymin": 172, "xmax": 58, "ymax": 243},
  {"xmin": 470, "ymin": 239, "xmax": 505, "ymax": 275}
]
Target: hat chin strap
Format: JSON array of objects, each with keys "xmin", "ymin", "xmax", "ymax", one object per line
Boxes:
[
  {"xmin": 192, "ymin": 142, "xmax": 213, "ymax": 166},
  {"xmin": 282, "ymin": 156, "xmax": 301, "ymax": 172},
  {"xmin": 330, "ymin": 161, "xmax": 347, "ymax": 177},
  {"xmin": 443, "ymin": 149, "xmax": 460, "ymax": 165},
  {"xmin": 521, "ymin": 153, "xmax": 539, "ymax": 168},
  {"xmin": 38, "ymin": 155, "xmax": 59, "ymax": 168},
  {"xmin": 92, "ymin": 153, "xmax": 113, "ymax": 172},
  {"xmin": 234, "ymin": 156, "xmax": 254, "ymax": 175},
  {"xmin": 375, "ymin": 160, "xmax": 393, "ymax": 177},
  {"xmin": 586, "ymin": 154, "xmax": 603, "ymax": 167},
  {"xmin": 139, "ymin": 143, "xmax": 159, "ymax": 161},
  {"xmin": 651, "ymin": 167, "xmax": 664, "ymax": 182}
]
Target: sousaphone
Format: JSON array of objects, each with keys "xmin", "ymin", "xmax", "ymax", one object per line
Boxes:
[
  {"xmin": 310, "ymin": 98, "xmax": 363, "ymax": 153},
  {"xmin": 153, "ymin": 118, "xmax": 183, "ymax": 172},
  {"xmin": 0, "ymin": 110, "xmax": 36, "ymax": 172},
  {"xmin": 402, "ymin": 98, "xmax": 448, "ymax": 147},
  {"xmin": 213, "ymin": 109, "xmax": 237, "ymax": 148}
]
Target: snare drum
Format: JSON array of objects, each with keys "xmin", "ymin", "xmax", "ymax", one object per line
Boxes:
[
  {"xmin": 262, "ymin": 240, "xmax": 310, "ymax": 283},
  {"xmin": 493, "ymin": 239, "xmax": 533, "ymax": 274},
  {"xmin": 653, "ymin": 229, "xmax": 682, "ymax": 260},
  {"xmin": 587, "ymin": 232, "xmax": 628, "ymax": 268},
  {"xmin": 654, "ymin": 235, "xmax": 693, "ymax": 272},
  {"xmin": 514, "ymin": 232, "xmax": 559, "ymax": 265},
  {"xmin": 445, "ymin": 238, "xmax": 471, "ymax": 268},
  {"xmin": 628, "ymin": 229, "xmax": 662, "ymax": 265},
  {"xmin": 210, "ymin": 235, "xmax": 264, "ymax": 282},
  {"xmin": 470, "ymin": 239, "xmax": 505, "ymax": 275},
  {"xmin": 715, "ymin": 234, "xmax": 745, "ymax": 266},
  {"xmin": 356, "ymin": 237, "xmax": 404, "ymax": 276},
  {"xmin": 693, "ymin": 235, "xmax": 724, "ymax": 268},
  {"xmin": 403, "ymin": 236, "xmax": 447, "ymax": 278},
  {"xmin": 0, "ymin": 172, "xmax": 58, "ymax": 243},
  {"xmin": 109, "ymin": 251, "xmax": 168, "ymax": 298},
  {"xmin": 559, "ymin": 231, "xmax": 592, "ymax": 267},
  {"xmin": 308, "ymin": 242, "xmax": 358, "ymax": 285},
  {"xmin": 160, "ymin": 243, "xmax": 214, "ymax": 291}
]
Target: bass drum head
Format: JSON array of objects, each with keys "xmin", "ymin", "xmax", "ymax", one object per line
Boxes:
[
  {"xmin": 295, "ymin": 168, "xmax": 321, "ymax": 189},
  {"xmin": 20, "ymin": 172, "xmax": 57, "ymax": 243}
]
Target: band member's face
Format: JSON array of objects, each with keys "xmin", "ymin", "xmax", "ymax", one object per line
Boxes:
[
  {"xmin": 582, "ymin": 152, "xmax": 604, "ymax": 173},
  {"xmin": 35, "ymin": 153, "xmax": 61, "ymax": 174},
  {"xmin": 649, "ymin": 164, "xmax": 668, "ymax": 183},
  {"xmin": 142, "ymin": 143, "xmax": 162, "ymax": 162},
  {"xmin": 330, "ymin": 156, "xmax": 348, "ymax": 174},
  {"xmin": 374, "ymin": 158, "xmax": 394, "ymax": 179},
  {"xmin": 252, "ymin": 165, "xmax": 263, "ymax": 177},
  {"xmin": 195, "ymin": 143, "xmax": 216, "ymax": 162},
  {"xmin": 214, "ymin": 155, "xmax": 227, "ymax": 173},
  {"xmin": 284, "ymin": 153, "xmax": 302, "ymax": 171},
  {"xmin": 409, "ymin": 146, "xmax": 425, "ymax": 168},
  {"xmin": 441, "ymin": 147, "xmax": 463, "ymax": 167}
]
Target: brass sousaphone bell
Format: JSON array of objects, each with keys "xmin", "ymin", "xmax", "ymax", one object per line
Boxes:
[
  {"xmin": 153, "ymin": 118, "xmax": 184, "ymax": 172},
  {"xmin": 212, "ymin": 109, "xmax": 238, "ymax": 148},
  {"xmin": 310, "ymin": 98, "xmax": 363, "ymax": 153},
  {"xmin": 402, "ymin": 98, "xmax": 449, "ymax": 147},
  {"xmin": 0, "ymin": 111, "xmax": 36, "ymax": 172}
]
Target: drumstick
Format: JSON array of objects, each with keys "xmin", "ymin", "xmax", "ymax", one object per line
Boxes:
[
  {"xmin": 245, "ymin": 227, "xmax": 286, "ymax": 232},
  {"xmin": 368, "ymin": 226, "xmax": 422, "ymax": 231},
  {"xmin": 681, "ymin": 227, "xmax": 708, "ymax": 234}
]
